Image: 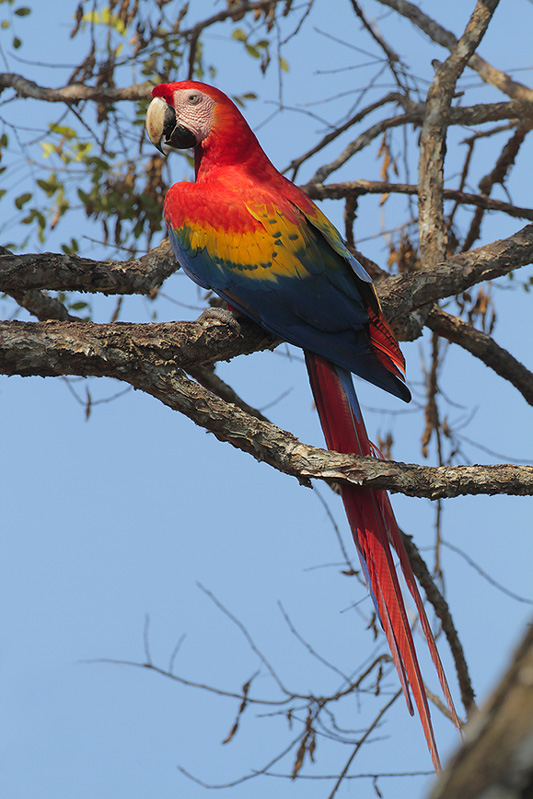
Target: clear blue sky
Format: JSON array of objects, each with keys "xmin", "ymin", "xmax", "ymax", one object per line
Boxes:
[{"xmin": 2, "ymin": 2, "xmax": 533, "ymax": 798}]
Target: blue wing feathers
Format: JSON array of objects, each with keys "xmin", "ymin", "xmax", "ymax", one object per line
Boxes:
[{"xmin": 167, "ymin": 196, "xmax": 410, "ymax": 401}]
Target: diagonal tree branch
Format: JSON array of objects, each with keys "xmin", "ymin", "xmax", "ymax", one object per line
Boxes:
[
  {"xmin": 431, "ymin": 621, "xmax": 533, "ymax": 799},
  {"xmin": 426, "ymin": 307, "xmax": 533, "ymax": 406},
  {"xmin": 377, "ymin": 0, "xmax": 533, "ymax": 102},
  {"xmin": 400, "ymin": 531, "xmax": 476, "ymax": 716},
  {"xmin": 1, "ymin": 318, "xmax": 532, "ymax": 500},
  {"xmin": 6, "ymin": 288, "xmax": 79, "ymax": 322},
  {"xmin": 286, "ymin": 92, "xmax": 416, "ymax": 179},
  {"xmin": 308, "ymin": 110, "xmax": 421, "ymax": 185},
  {"xmin": 301, "ymin": 99, "xmax": 533, "ymax": 190},
  {"xmin": 383, "ymin": 224, "xmax": 533, "ymax": 326}
]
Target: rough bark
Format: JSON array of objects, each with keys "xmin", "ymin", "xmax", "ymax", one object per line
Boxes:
[
  {"xmin": 1, "ymin": 318, "xmax": 532, "ymax": 499},
  {"xmin": 432, "ymin": 621, "xmax": 533, "ymax": 799}
]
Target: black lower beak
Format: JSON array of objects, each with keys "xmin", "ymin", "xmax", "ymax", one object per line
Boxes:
[
  {"xmin": 165, "ymin": 123, "xmax": 197, "ymax": 150},
  {"xmin": 162, "ymin": 105, "xmax": 197, "ymax": 150}
]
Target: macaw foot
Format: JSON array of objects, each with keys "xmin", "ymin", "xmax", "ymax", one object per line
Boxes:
[{"xmin": 197, "ymin": 306, "xmax": 242, "ymax": 333}]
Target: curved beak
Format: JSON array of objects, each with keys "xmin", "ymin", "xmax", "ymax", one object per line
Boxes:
[{"xmin": 146, "ymin": 96, "xmax": 197, "ymax": 155}]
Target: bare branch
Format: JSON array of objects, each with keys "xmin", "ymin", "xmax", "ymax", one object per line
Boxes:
[
  {"xmin": 462, "ymin": 122, "xmax": 532, "ymax": 251},
  {"xmin": 327, "ymin": 691, "xmax": 402, "ymax": 798},
  {"xmin": 161, "ymin": 0, "xmax": 285, "ymax": 42},
  {"xmin": 0, "ymin": 240, "xmax": 176, "ymax": 296},
  {"xmin": 303, "ymin": 98, "xmax": 533, "ymax": 188},
  {"xmin": 286, "ymin": 92, "xmax": 414, "ymax": 179},
  {"xmin": 417, "ymin": 0, "xmax": 500, "ymax": 266},
  {"xmin": 432, "ymin": 621, "xmax": 533, "ymax": 799},
  {"xmin": 0, "ymin": 73, "xmax": 151, "ymax": 102},
  {"xmin": 377, "ymin": 0, "xmax": 533, "ymax": 102},
  {"xmin": 0, "ymin": 319, "xmax": 532, "ymax": 500},
  {"xmin": 401, "ymin": 532, "xmax": 476, "ymax": 716},
  {"xmin": 426, "ymin": 307, "xmax": 533, "ymax": 406},
  {"xmin": 383, "ymin": 224, "xmax": 533, "ymax": 327},
  {"xmin": 187, "ymin": 364, "xmax": 271, "ymax": 423},
  {"xmin": 305, "ymin": 180, "xmax": 533, "ymax": 222},
  {"xmin": 308, "ymin": 110, "xmax": 421, "ymax": 185},
  {"xmin": 6, "ymin": 289, "xmax": 79, "ymax": 322},
  {"xmin": 348, "ymin": 0, "xmax": 402, "ymax": 68}
]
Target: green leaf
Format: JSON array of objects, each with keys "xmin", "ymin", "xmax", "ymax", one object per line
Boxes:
[
  {"xmin": 14, "ymin": 6, "xmax": 31, "ymax": 14},
  {"xmin": 69, "ymin": 301, "xmax": 88, "ymax": 311},
  {"xmin": 49, "ymin": 123, "xmax": 76, "ymax": 139},
  {"xmin": 245, "ymin": 44, "xmax": 259, "ymax": 58},
  {"xmin": 82, "ymin": 10, "xmax": 100, "ymax": 24},
  {"xmin": 279, "ymin": 56, "xmax": 289, "ymax": 72},
  {"xmin": 37, "ymin": 178, "xmax": 58, "ymax": 197},
  {"xmin": 232, "ymin": 28, "xmax": 247, "ymax": 42},
  {"xmin": 15, "ymin": 191, "xmax": 31, "ymax": 209},
  {"xmin": 40, "ymin": 142, "xmax": 56, "ymax": 158},
  {"xmin": 0, "ymin": 189, "xmax": 6, "ymax": 201},
  {"xmin": 12, "ymin": 36, "xmax": 21, "ymax": 48},
  {"xmin": 73, "ymin": 141, "xmax": 92, "ymax": 161},
  {"xmin": 101, "ymin": 7, "xmax": 126, "ymax": 34},
  {"xmin": 1, "ymin": 20, "xmax": 10, "ymax": 29}
]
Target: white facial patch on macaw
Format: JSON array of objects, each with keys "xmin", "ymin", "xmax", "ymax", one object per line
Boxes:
[{"xmin": 171, "ymin": 89, "xmax": 216, "ymax": 144}]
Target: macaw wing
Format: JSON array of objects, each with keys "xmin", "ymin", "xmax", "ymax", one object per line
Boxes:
[
  {"xmin": 294, "ymin": 197, "xmax": 409, "ymax": 386},
  {"xmin": 165, "ymin": 183, "xmax": 409, "ymax": 401}
]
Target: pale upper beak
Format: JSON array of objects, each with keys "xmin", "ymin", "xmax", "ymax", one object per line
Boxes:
[{"xmin": 146, "ymin": 96, "xmax": 197, "ymax": 154}]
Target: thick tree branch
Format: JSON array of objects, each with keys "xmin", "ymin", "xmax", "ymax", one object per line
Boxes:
[
  {"xmin": 3, "ymin": 227, "xmax": 531, "ymax": 334},
  {"xmin": 446, "ymin": 100, "xmax": 533, "ymax": 125},
  {"xmin": 417, "ymin": 0, "xmax": 500, "ymax": 266},
  {"xmin": 384, "ymin": 224, "xmax": 533, "ymax": 325},
  {"xmin": 0, "ymin": 73, "xmax": 151, "ymax": 102},
  {"xmin": 1, "ymin": 319, "xmax": 532, "ymax": 499},
  {"xmin": 0, "ymin": 239, "xmax": 176, "ymax": 296},
  {"xmin": 0, "ymin": 317, "xmax": 275, "ymax": 378},
  {"xmin": 431, "ymin": 621, "xmax": 533, "ymax": 799}
]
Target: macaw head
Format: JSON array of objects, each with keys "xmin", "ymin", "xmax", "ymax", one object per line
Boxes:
[
  {"xmin": 146, "ymin": 81, "xmax": 263, "ymax": 168},
  {"xmin": 146, "ymin": 81, "xmax": 218, "ymax": 154}
]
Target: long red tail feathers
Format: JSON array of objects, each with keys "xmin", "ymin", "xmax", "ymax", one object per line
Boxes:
[{"xmin": 304, "ymin": 352, "xmax": 461, "ymax": 772}]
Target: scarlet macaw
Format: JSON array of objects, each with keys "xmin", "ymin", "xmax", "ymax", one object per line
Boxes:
[{"xmin": 146, "ymin": 81, "xmax": 460, "ymax": 769}]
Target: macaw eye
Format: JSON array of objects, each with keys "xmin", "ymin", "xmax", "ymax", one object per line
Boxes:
[{"xmin": 187, "ymin": 94, "xmax": 201, "ymax": 105}]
